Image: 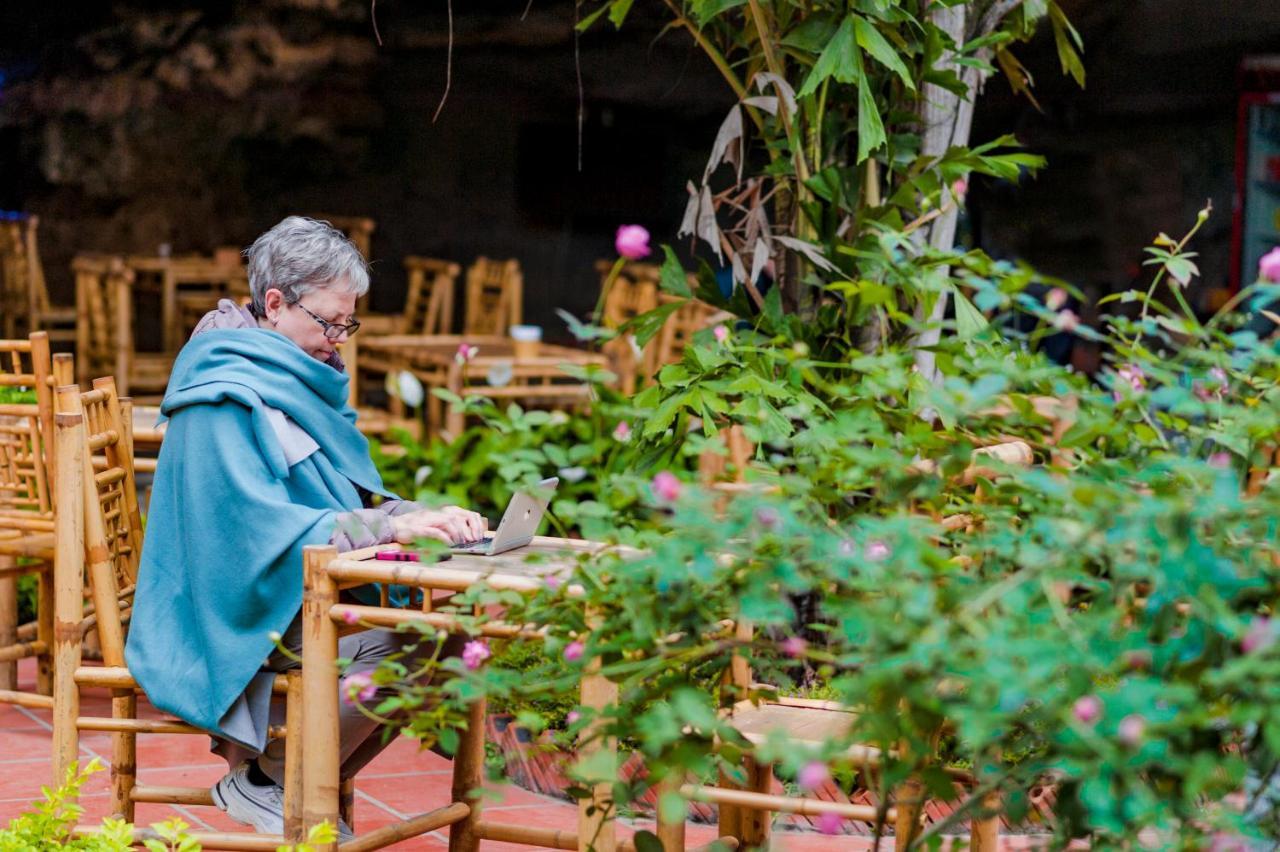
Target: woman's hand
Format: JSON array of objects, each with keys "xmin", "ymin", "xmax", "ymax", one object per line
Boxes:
[{"xmin": 392, "ymin": 506, "xmax": 487, "ymax": 545}]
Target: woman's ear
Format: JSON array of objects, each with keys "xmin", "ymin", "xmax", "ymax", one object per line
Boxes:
[{"xmin": 262, "ymin": 288, "xmax": 285, "ymax": 324}]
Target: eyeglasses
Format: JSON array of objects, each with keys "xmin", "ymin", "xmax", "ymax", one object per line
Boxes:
[{"xmin": 293, "ymin": 301, "xmax": 360, "ymax": 340}]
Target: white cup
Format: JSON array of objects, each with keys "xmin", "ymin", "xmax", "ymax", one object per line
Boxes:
[{"xmin": 510, "ymin": 324, "xmax": 542, "ymax": 359}]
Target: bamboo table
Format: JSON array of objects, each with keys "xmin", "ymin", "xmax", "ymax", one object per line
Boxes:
[
  {"xmin": 357, "ymin": 335, "xmax": 610, "ymax": 438},
  {"xmin": 300, "ymin": 537, "xmax": 624, "ymax": 852}
]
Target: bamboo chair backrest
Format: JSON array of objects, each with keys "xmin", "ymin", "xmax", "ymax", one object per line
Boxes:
[
  {"xmin": 168, "ymin": 258, "xmax": 250, "ymax": 336},
  {"xmin": 74, "ymin": 256, "xmax": 133, "ymax": 385},
  {"xmin": 0, "ymin": 332, "xmax": 55, "ymax": 516},
  {"xmin": 320, "ymin": 215, "xmax": 375, "ymax": 260},
  {"xmin": 463, "ymin": 257, "xmax": 523, "ymax": 336},
  {"xmin": 0, "ymin": 217, "xmax": 50, "ymax": 336},
  {"xmin": 402, "ymin": 257, "xmax": 460, "ymax": 335},
  {"xmin": 55, "ymin": 377, "xmax": 140, "ymax": 667},
  {"xmin": 598, "ymin": 261, "xmax": 661, "ymax": 395}
]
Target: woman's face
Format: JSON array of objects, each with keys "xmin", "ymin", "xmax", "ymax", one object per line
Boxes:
[{"xmin": 262, "ymin": 282, "xmax": 359, "ymax": 362}]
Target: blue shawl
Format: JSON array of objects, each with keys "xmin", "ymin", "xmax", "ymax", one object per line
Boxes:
[{"xmin": 124, "ymin": 329, "xmax": 393, "ymax": 747}]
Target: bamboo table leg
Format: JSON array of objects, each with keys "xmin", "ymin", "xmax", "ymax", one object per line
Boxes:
[
  {"xmin": 302, "ymin": 546, "xmax": 341, "ymax": 850},
  {"xmin": 51, "ymin": 411, "xmax": 84, "ymax": 788},
  {"xmin": 36, "ymin": 569, "xmax": 54, "ymax": 694},
  {"xmin": 0, "ymin": 562, "xmax": 16, "ymax": 690},
  {"xmin": 447, "ymin": 698, "xmax": 485, "ymax": 851}
]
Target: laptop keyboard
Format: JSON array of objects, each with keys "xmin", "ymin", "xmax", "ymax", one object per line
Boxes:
[{"xmin": 454, "ymin": 536, "xmax": 494, "ymax": 551}]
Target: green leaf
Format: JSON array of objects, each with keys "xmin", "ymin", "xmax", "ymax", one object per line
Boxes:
[
  {"xmin": 607, "ymin": 0, "xmax": 635, "ymax": 29},
  {"xmin": 1048, "ymin": 3, "xmax": 1086, "ymax": 87},
  {"xmin": 854, "ymin": 47, "xmax": 886, "ymax": 163},
  {"xmin": 659, "ymin": 245, "xmax": 692, "ymax": 297},
  {"xmin": 797, "ymin": 14, "xmax": 859, "ymax": 98},
  {"xmin": 689, "ymin": 0, "xmax": 747, "ymax": 26},
  {"xmin": 624, "ymin": 299, "xmax": 686, "ymax": 349},
  {"xmin": 952, "ymin": 287, "xmax": 987, "ymax": 338},
  {"xmin": 853, "ymin": 15, "xmax": 915, "ymax": 90},
  {"xmin": 576, "ymin": 3, "xmax": 611, "ymax": 32},
  {"xmin": 633, "ymin": 831, "xmax": 664, "ymax": 852}
]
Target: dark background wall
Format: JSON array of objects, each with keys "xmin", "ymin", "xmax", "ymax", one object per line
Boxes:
[{"xmin": 3, "ymin": 0, "xmax": 1280, "ymax": 332}]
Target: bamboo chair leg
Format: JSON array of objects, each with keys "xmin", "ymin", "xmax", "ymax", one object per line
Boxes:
[
  {"xmin": 0, "ymin": 564, "xmax": 16, "ymax": 690},
  {"xmin": 301, "ymin": 546, "xmax": 341, "ymax": 850},
  {"xmin": 339, "ymin": 778, "xmax": 356, "ymax": 834},
  {"xmin": 110, "ymin": 689, "xmax": 137, "ymax": 820},
  {"xmin": 715, "ymin": 767, "xmax": 742, "ymax": 843},
  {"xmin": 738, "ymin": 758, "xmax": 772, "ymax": 849},
  {"xmin": 655, "ymin": 771, "xmax": 687, "ymax": 852},
  {"xmin": 35, "ymin": 569, "xmax": 54, "ymax": 695},
  {"xmin": 447, "ymin": 697, "xmax": 485, "ymax": 852},
  {"xmin": 284, "ymin": 671, "xmax": 304, "ymax": 842},
  {"xmin": 578, "ymin": 607, "xmax": 618, "ymax": 852},
  {"xmin": 51, "ymin": 411, "xmax": 85, "ymax": 789},
  {"xmin": 971, "ymin": 789, "xmax": 1000, "ymax": 852},
  {"xmin": 893, "ymin": 774, "xmax": 925, "ymax": 851}
]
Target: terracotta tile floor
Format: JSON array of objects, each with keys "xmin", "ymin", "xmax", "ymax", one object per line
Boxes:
[{"xmin": 0, "ymin": 659, "xmax": 862, "ymax": 850}]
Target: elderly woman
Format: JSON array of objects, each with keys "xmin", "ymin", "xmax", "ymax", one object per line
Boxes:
[{"xmin": 124, "ymin": 217, "xmax": 484, "ymax": 838}]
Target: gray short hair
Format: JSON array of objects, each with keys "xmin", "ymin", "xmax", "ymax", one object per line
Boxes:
[{"xmin": 245, "ymin": 216, "xmax": 370, "ymax": 316}]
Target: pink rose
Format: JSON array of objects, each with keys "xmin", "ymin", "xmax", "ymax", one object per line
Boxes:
[
  {"xmin": 865, "ymin": 540, "xmax": 890, "ymax": 562},
  {"xmin": 780, "ymin": 637, "xmax": 808, "ymax": 659},
  {"xmin": 1209, "ymin": 452, "xmax": 1232, "ymax": 469},
  {"xmin": 565, "ymin": 710, "xmax": 582, "ymax": 725},
  {"xmin": 462, "ymin": 639, "xmax": 491, "ymax": 670},
  {"xmin": 563, "ymin": 641, "xmax": 586, "ymax": 663},
  {"xmin": 755, "ymin": 506, "xmax": 780, "ymax": 530},
  {"xmin": 342, "ymin": 608, "xmax": 360, "ymax": 625},
  {"xmin": 1259, "ymin": 247, "xmax": 1280, "ymax": 283},
  {"xmin": 797, "ymin": 761, "xmax": 829, "ymax": 791},
  {"xmin": 1113, "ymin": 364, "xmax": 1146, "ymax": 401},
  {"xmin": 613, "ymin": 421, "xmax": 631, "ymax": 442},
  {"xmin": 1243, "ymin": 616, "xmax": 1275, "ymax": 655},
  {"xmin": 1118, "ymin": 714, "xmax": 1145, "ymax": 746},
  {"xmin": 713, "ymin": 325, "xmax": 729, "ymax": 344},
  {"xmin": 343, "ymin": 673, "xmax": 377, "ymax": 704},
  {"xmin": 1073, "ymin": 695, "xmax": 1102, "ymax": 725},
  {"xmin": 544, "ymin": 574, "xmax": 562, "ymax": 590},
  {"xmin": 951, "ymin": 178, "xmax": 968, "ymax": 201},
  {"xmin": 615, "ymin": 225, "xmax": 651, "ymax": 260},
  {"xmin": 455, "ymin": 343, "xmax": 479, "ymax": 364},
  {"xmin": 816, "ymin": 812, "xmax": 844, "ymax": 835},
  {"xmin": 651, "ymin": 471, "xmax": 681, "ymax": 503},
  {"xmin": 1045, "ymin": 288, "xmax": 1068, "ymax": 311},
  {"xmin": 1053, "ymin": 309, "xmax": 1079, "ymax": 332}
]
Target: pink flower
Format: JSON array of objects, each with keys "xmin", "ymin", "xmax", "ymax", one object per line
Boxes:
[
  {"xmin": 455, "ymin": 343, "xmax": 479, "ymax": 364},
  {"xmin": 613, "ymin": 421, "xmax": 631, "ymax": 442},
  {"xmin": 1209, "ymin": 452, "xmax": 1232, "ymax": 469},
  {"xmin": 651, "ymin": 471, "xmax": 681, "ymax": 503},
  {"xmin": 1113, "ymin": 364, "xmax": 1146, "ymax": 401},
  {"xmin": 815, "ymin": 812, "xmax": 844, "ymax": 835},
  {"xmin": 342, "ymin": 608, "xmax": 360, "ymax": 625},
  {"xmin": 755, "ymin": 506, "xmax": 780, "ymax": 530},
  {"xmin": 797, "ymin": 761, "xmax": 829, "ymax": 791},
  {"xmin": 563, "ymin": 641, "xmax": 586, "ymax": 663},
  {"xmin": 1045, "ymin": 288, "xmax": 1068, "ymax": 311},
  {"xmin": 462, "ymin": 639, "xmax": 491, "ymax": 670},
  {"xmin": 615, "ymin": 225, "xmax": 651, "ymax": 260},
  {"xmin": 1118, "ymin": 714, "xmax": 1145, "ymax": 746},
  {"xmin": 1053, "ymin": 309, "xmax": 1079, "ymax": 332},
  {"xmin": 1259, "ymin": 247, "xmax": 1280, "ymax": 283},
  {"xmin": 951, "ymin": 178, "xmax": 968, "ymax": 201},
  {"xmin": 565, "ymin": 710, "xmax": 582, "ymax": 726},
  {"xmin": 713, "ymin": 325, "xmax": 729, "ymax": 344},
  {"xmin": 544, "ymin": 574, "xmax": 562, "ymax": 590},
  {"xmin": 1243, "ymin": 616, "xmax": 1275, "ymax": 654},
  {"xmin": 1073, "ymin": 695, "xmax": 1102, "ymax": 725},
  {"xmin": 780, "ymin": 637, "xmax": 808, "ymax": 659},
  {"xmin": 344, "ymin": 673, "xmax": 377, "ymax": 704},
  {"xmin": 865, "ymin": 540, "xmax": 890, "ymax": 562}
]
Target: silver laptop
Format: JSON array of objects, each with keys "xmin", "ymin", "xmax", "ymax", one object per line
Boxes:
[{"xmin": 452, "ymin": 477, "xmax": 559, "ymax": 556}]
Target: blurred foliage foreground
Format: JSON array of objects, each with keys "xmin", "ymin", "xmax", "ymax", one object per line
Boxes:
[{"xmin": 363, "ymin": 212, "xmax": 1280, "ymax": 850}]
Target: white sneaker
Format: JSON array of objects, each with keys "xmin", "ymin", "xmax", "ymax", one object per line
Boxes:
[{"xmin": 211, "ymin": 763, "xmax": 284, "ymax": 835}]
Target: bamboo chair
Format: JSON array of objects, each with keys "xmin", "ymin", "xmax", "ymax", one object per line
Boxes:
[
  {"xmin": 316, "ymin": 215, "xmax": 376, "ymax": 316},
  {"xmin": 597, "ymin": 260, "xmax": 660, "ymax": 396},
  {"xmin": 462, "ymin": 257, "xmax": 523, "ymax": 337},
  {"xmin": 341, "ymin": 336, "xmax": 421, "ymax": 442},
  {"xmin": 359, "ymin": 254, "xmax": 459, "ymax": 349},
  {"xmin": 0, "ymin": 334, "xmax": 71, "ymax": 697},
  {"xmin": 49, "ymin": 377, "xmax": 320, "ymax": 849},
  {"xmin": 74, "ymin": 256, "xmax": 173, "ymax": 398},
  {"xmin": 165, "ymin": 257, "xmax": 251, "ymax": 349},
  {"xmin": 0, "ymin": 215, "xmax": 76, "ymax": 342}
]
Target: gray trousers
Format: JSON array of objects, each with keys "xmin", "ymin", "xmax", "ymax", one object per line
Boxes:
[{"xmin": 252, "ymin": 612, "xmax": 465, "ymax": 784}]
